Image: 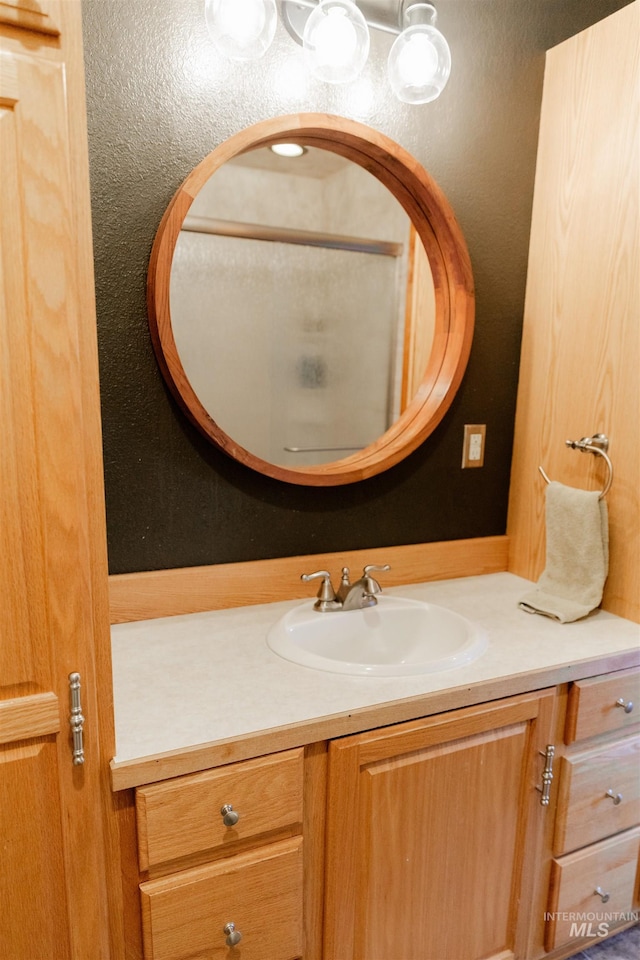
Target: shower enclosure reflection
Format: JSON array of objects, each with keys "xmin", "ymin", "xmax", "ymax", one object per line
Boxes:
[{"xmin": 169, "ymin": 145, "xmax": 435, "ymax": 467}]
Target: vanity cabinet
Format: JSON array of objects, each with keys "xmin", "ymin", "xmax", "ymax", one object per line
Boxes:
[
  {"xmin": 322, "ymin": 688, "xmax": 558, "ymax": 960},
  {"xmin": 545, "ymin": 666, "xmax": 640, "ymax": 952},
  {"xmin": 135, "ymin": 748, "xmax": 305, "ymax": 960},
  {"xmin": 121, "ymin": 666, "xmax": 640, "ymax": 960}
]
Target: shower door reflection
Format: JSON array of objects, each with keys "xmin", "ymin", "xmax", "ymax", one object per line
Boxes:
[{"xmin": 171, "ymin": 232, "xmax": 405, "ymax": 466}]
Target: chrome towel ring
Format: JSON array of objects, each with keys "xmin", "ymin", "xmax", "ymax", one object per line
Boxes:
[{"xmin": 539, "ymin": 433, "xmax": 613, "ymax": 500}]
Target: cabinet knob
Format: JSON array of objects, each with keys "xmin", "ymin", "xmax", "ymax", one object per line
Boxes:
[
  {"xmin": 594, "ymin": 886, "xmax": 610, "ymax": 904},
  {"xmin": 223, "ymin": 922, "xmax": 242, "ymax": 946},
  {"xmin": 615, "ymin": 697, "xmax": 633, "ymax": 714},
  {"xmin": 605, "ymin": 788, "xmax": 623, "ymax": 805},
  {"xmin": 220, "ymin": 804, "xmax": 240, "ymax": 827}
]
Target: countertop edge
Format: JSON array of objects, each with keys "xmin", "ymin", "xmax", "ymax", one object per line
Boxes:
[{"xmin": 110, "ymin": 645, "xmax": 640, "ymax": 791}]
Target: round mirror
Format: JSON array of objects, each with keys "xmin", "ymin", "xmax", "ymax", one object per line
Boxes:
[{"xmin": 148, "ymin": 114, "xmax": 474, "ymax": 485}]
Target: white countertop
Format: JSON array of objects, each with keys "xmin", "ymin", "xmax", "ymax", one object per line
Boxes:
[{"xmin": 111, "ymin": 572, "xmax": 639, "ymax": 787}]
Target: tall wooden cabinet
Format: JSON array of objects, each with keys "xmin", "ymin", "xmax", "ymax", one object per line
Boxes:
[{"xmin": 0, "ymin": 1, "xmax": 120, "ymax": 957}]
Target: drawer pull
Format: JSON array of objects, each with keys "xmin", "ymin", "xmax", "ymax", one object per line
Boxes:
[
  {"xmin": 605, "ymin": 788, "xmax": 623, "ymax": 805},
  {"xmin": 594, "ymin": 886, "xmax": 610, "ymax": 904},
  {"xmin": 223, "ymin": 922, "xmax": 242, "ymax": 946},
  {"xmin": 220, "ymin": 804, "xmax": 240, "ymax": 827},
  {"xmin": 615, "ymin": 697, "xmax": 634, "ymax": 714}
]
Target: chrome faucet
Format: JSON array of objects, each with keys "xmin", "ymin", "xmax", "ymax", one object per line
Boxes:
[{"xmin": 301, "ymin": 564, "xmax": 390, "ymax": 612}]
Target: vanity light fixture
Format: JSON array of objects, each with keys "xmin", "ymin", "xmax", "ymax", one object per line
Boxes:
[
  {"xmin": 270, "ymin": 142, "xmax": 307, "ymax": 157},
  {"xmin": 204, "ymin": 0, "xmax": 452, "ymax": 103},
  {"xmin": 204, "ymin": 0, "xmax": 278, "ymax": 61}
]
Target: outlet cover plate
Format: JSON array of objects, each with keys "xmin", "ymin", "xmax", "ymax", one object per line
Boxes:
[{"xmin": 462, "ymin": 424, "xmax": 486, "ymax": 468}]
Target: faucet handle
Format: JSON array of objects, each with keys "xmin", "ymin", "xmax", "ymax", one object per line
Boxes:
[
  {"xmin": 337, "ymin": 567, "xmax": 351, "ymax": 603},
  {"xmin": 300, "ymin": 571, "xmax": 342, "ymax": 612},
  {"xmin": 362, "ymin": 563, "xmax": 390, "ymax": 594}
]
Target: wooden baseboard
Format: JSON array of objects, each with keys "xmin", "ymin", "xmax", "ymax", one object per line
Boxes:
[{"xmin": 108, "ymin": 536, "xmax": 509, "ymax": 624}]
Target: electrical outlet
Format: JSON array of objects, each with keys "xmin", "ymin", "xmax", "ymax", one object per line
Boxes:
[{"xmin": 462, "ymin": 424, "xmax": 486, "ymax": 468}]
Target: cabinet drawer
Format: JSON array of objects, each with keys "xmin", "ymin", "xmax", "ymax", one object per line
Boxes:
[
  {"xmin": 140, "ymin": 836, "xmax": 303, "ymax": 960},
  {"xmin": 554, "ymin": 734, "xmax": 640, "ymax": 855},
  {"xmin": 545, "ymin": 826, "xmax": 640, "ymax": 950},
  {"xmin": 136, "ymin": 748, "xmax": 303, "ymax": 871},
  {"xmin": 565, "ymin": 667, "xmax": 640, "ymax": 743}
]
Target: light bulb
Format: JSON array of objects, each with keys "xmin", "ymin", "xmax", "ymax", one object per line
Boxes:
[
  {"xmin": 388, "ymin": 23, "xmax": 451, "ymax": 103},
  {"xmin": 303, "ymin": 0, "xmax": 370, "ymax": 84},
  {"xmin": 396, "ymin": 33, "xmax": 438, "ymax": 87},
  {"xmin": 204, "ymin": 0, "xmax": 277, "ymax": 61}
]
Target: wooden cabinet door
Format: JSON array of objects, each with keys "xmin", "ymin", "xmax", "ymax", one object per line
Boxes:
[
  {"xmin": 323, "ymin": 690, "xmax": 557, "ymax": 960},
  {"xmin": 0, "ymin": 4, "xmax": 118, "ymax": 958}
]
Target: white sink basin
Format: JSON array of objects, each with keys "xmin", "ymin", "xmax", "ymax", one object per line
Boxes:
[{"xmin": 267, "ymin": 595, "xmax": 487, "ymax": 676}]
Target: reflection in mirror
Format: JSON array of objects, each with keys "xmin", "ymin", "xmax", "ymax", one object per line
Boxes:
[{"xmin": 169, "ymin": 145, "xmax": 435, "ymax": 467}]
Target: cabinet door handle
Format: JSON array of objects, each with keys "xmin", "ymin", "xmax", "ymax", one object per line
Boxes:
[
  {"xmin": 536, "ymin": 745, "xmax": 555, "ymax": 806},
  {"xmin": 594, "ymin": 886, "xmax": 610, "ymax": 904},
  {"xmin": 615, "ymin": 697, "xmax": 634, "ymax": 714},
  {"xmin": 605, "ymin": 788, "xmax": 623, "ymax": 805},
  {"xmin": 223, "ymin": 922, "xmax": 242, "ymax": 946},
  {"xmin": 68, "ymin": 672, "xmax": 85, "ymax": 766},
  {"xmin": 220, "ymin": 803, "xmax": 240, "ymax": 826}
]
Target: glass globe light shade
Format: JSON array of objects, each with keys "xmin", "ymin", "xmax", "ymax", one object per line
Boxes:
[
  {"xmin": 302, "ymin": 0, "xmax": 370, "ymax": 84},
  {"xmin": 387, "ymin": 24, "xmax": 451, "ymax": 104},
  {"xmin": 204, "ymin": 0, "xmax": 277, "ymax": 61}
]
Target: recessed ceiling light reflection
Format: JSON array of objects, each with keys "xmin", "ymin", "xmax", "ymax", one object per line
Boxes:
[{"xmin": 270, "ymin": 143, "xmax": 307, "ymax": 158}]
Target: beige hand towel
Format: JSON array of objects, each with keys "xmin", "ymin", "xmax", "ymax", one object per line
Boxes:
[{"xmin": 519, "ymin": 481, "xmax": 609, "ymax": 623}]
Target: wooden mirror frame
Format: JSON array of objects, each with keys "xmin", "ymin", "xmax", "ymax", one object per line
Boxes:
[{"xmin": 147, "ymin": 114, "xmax": 474, "ymax": 486}]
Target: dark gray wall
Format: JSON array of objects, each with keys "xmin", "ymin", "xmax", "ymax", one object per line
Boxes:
[{"xmin": 82, "ymin": 0, "xmax": 631, "ymax": 575}]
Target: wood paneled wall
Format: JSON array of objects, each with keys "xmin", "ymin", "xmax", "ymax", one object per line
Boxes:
[{"xmin": 507, "ymin": 2, "xmax": 639, "ymax": 622}]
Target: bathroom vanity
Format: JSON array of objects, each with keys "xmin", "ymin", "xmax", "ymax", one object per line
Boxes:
[
  {"xmin": 107, "ymin": 10, "xmax": 640, "ymax": 955},
  {"xmin": 110, "ymin": 573, "xmax": 640, "ymax": 960}
]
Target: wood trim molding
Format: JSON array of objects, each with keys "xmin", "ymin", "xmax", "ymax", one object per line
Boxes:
[
  {"xmin": 108, "ymin": 536, "xmax": 509, "ymax": 624},
  {"xmin": 0, "ymin": 0, "xmax": 60, "ymax": 36},
  {"xmin": 0, "ymin": 693, "xmax": 59, "ymax": 745}
]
